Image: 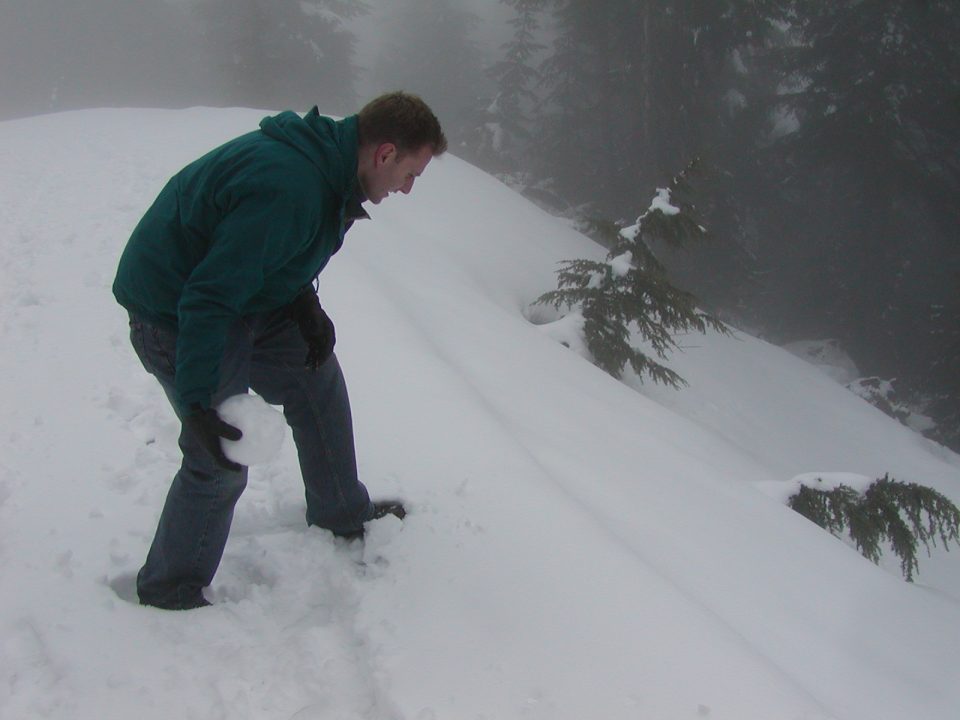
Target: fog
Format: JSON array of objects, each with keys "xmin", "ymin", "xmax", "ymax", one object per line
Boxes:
[
  {"xmin": 350, "ymin": 0, "xmax": 514, "ymax": 100},
  {"xmin": 3, "ymin": 1, "xmax": 958, "ymax": 450},
  {"xmin": 0, "ymin": 0, "xmax": 513, "ymax": 120},
  {"xmin": 2, "ymin": 0, "xmax": 205, "ymax": 119}
]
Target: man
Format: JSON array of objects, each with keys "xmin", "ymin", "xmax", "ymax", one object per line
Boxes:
[{"xmin": 113, "ymin": 92, "xmax": 446, "ymax": 610}]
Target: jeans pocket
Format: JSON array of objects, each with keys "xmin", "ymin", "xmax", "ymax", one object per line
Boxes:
[{"xmin": 129, "ymin": 316, "xmax": 177, "ymax": 380}]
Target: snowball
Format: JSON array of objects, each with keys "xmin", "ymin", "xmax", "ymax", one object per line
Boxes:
[{"xmin": 217, "ymin": 393, "xmax": 286, "ymax": 465}]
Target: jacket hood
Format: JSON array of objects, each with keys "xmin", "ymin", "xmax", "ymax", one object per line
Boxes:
[{"xmin": 259, "ymin": 108, "xmax": 359, "ymax": 199}]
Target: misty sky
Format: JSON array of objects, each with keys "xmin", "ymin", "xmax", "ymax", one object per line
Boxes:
[
  {"xmin": 352, "ymin": 0, "xmax": 515, "ymax": 97},
  {"xmin": 1, "ymin": 0, "xmax": 518, "ymax": 120}
]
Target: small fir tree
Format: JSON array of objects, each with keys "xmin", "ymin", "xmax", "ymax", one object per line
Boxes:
[
  {"xmin": 788, "ymin": 474, "xmax": 960, "ymax": 582},
  {"xmin": 535, "ymin": 162, "xmax": 725, "ymax": 387}
]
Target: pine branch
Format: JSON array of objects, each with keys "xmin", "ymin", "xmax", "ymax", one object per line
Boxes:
[{"xmin": 787, "ymin": 475, "xmax": 960, "ymax": 581}]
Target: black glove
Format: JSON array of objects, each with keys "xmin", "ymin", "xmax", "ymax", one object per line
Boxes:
[
  {"xmin": 183, "ymin": 405, "xmax": 244, "ymax": 472},
  {"xmin": 288, "ymin": 289, "xmax": 336, "ymax": 370}
]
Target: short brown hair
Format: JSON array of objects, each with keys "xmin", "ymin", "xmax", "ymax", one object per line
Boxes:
[{"xmin": 358, "ymin": 91, "xmax": 447, "ymax": 157}]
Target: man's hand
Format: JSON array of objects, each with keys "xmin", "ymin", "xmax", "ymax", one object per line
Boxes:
[
  {"xmin": 288, "ymin": 289, "xmax": 336, "ymax": 370},
  {"xmin": 183, "ymin": 405, "xmax": 244, "ymax": 472}
]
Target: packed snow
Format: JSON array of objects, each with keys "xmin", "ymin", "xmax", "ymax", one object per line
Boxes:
[
  {"xmin": 608, "ymin": 251, "xmax": 633, "ymax": 278},
  {"xmin": 621, "ymin": 187, "xmax": 683, "ymax": 243},
  {"xmin": 1, "ymin": 107, "xmax": 959, "ymax": 720},
  {"xmin": 756, "ymin": 472, "xmax": 878, "ymax": 505},
  {"xmin": 649, "ymin": 186, "xmax": 681, "ymax": 215}
]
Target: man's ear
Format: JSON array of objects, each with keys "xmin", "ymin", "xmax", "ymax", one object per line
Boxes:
[{"xmin": 375, "ymin": 143, "xmax": 397, "ymax": 167}]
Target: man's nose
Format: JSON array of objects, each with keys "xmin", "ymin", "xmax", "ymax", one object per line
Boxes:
[{"xmin": 401, "ymin": 177, "xmax": 415, "ymax": 194}]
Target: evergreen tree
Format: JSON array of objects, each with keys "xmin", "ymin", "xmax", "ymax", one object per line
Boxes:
[
  {"xmin": 497, "ymin": 0, "xmax": 959, "ymax": 447},
  {"xmin": 529, "ymin": 1, "xmax": 789, "ymax": 318},
  {"xmin": 536, "ymin": 163, "xmax": 725, "ymax": 387},
  {"xmin": 758, "ymin": 0, "xmax": 960, "ymax": 436},
  {"xmin": 924, "ymin": 273, "xmax": 960, "ymax": 451},
  {"xmin": 536, "ymin": 1, "xmax": 636, "ymax": 210},
  {"xmin": 195, "ymin": 0, "xmax": 365, "ymax": 113},
  {"xmin": 535, "ymin": 1, "xmax": 786, "ymax": 214},
  {"xmin": 480, "ymin": 0, "xmax": 547, "ymax": 175},
  {"xmin": 369, "ymin": 0, "xmax": 490, "ymax": 154}
]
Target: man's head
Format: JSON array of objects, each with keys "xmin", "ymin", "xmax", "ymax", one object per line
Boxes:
[{"xmin": 356, "ymin": 92, "xmax": 447, "ymax": 204}]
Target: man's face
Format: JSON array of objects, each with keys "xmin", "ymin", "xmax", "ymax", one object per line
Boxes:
[{"xmin": 359, "ymin": 143, "xmax": 434, "ymax": 205}]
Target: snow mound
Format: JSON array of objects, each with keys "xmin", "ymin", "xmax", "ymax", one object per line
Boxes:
[{"xmin": 782, "ymin": 338, "xmax": 860, "ymax": 384}]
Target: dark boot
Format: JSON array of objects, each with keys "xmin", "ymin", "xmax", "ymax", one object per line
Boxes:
[{"xmin": 334, "ymin": 500, "xmax": 406, "ymax": 541}]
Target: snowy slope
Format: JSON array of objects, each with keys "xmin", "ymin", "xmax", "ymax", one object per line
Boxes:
[{"xmin": 1, "ymin": 108, "xmax": 959, "ymax": 720}]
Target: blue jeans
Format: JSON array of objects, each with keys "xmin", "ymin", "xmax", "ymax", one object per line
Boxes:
[{"xmin": 128, "ymin": 309, "xmax": 373, "ymax": 609}]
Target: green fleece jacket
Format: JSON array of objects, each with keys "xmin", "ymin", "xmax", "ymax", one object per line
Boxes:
[{"xmin": 113, "ymin": 108, "xmax": 363, "ymax": 411}]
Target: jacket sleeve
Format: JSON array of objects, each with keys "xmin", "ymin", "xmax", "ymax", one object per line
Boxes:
[{"xmin": 173, "ymin": 188, "xmax": 322, "ymax": 410}]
